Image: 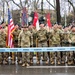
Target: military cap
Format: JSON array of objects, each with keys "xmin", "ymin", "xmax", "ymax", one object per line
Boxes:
[{"xmin": 22, "ymin": 26, "xmax": 28, "ymax": 28}]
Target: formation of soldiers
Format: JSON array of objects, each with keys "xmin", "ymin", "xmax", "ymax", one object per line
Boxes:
[{"xmin": 0, "ymin": 22, "xmax": 75, "ymax": 67}]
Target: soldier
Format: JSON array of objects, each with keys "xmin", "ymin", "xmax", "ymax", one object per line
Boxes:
[
  {"xmin": 68, "ymin": 26, "xmax": 75, "ymax": 65},
  {"xmin": 28, "ymin": 23, "xmax": 37, "ymax": 64},
  {"xmin": 0, "ymin": 28, "xmax": 6, "ymax": 64},
  {"xmin": 49, "ymin": 24, "xmax": 61, "ymax": 65},
  {"xmin": 48, "ymin": 27, "xmax": 55, "ymax": 65},
  {"xmin": 13, "ymin": 25, "xmax": 21, "ymax": 64},
  {"xmin": 18, "ymin": 26, "xmax": 33, "ymax": 67},
  {"xmin": 36, "ymin": 22, "xmax": 48, "ymax": 64},
  {"xmin": 61, "ymin": 27, "xmax": 70, "ymax": 64},
  {"xmin": 1, "ymin": 23, "xmax": 9, "ymax": 64}
]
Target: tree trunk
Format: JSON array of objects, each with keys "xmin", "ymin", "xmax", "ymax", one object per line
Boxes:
[
  {"xmin": 73, "ymin": 8, "xmax": 75, "ymax": 21},
  {"xmin": 56, "ymin": 0, "xmax": 61, "ymax": 24}
]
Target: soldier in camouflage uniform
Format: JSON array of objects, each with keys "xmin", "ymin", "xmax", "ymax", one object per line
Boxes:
[
  {"xmin": 61, "ymin": 27, "xmax": 70, "ymax": 64},
  {"xmin": 68, "ymin": 27, "xmax": 75, "ymax": 65},
  {"xmin": 18, "ymin": 26, "xmax": 33, "ymax": 67},
  {"xmin": 28, "ymin": 23, "xmax": 37, "ymax": 64},
  {"xmin": 2, "ymin": 23, "xmax": 9, "ymax": 64},
  {"xmin": 0, "ymin": 28, "xmax": 6, "ymax": 64},
  {"xmin": 36, "ymin": 22, "xmax": 48, "ymax": 64},
  {"xmin": 13, "ymin": 25, "xmax": 21, "ymax": 64},
  {"xmin": 49, "ymin": 24, "xmax": 61, "ymax": 65}
]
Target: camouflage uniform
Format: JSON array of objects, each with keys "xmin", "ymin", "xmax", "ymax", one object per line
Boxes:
[
  {"xmin": 62, "ymin": 30, "xmax": 70, "ymax": 64},
  {"xmin": 13, "ymin": 28, "xmax": 21, "ymax": 64},
  {"xmin": 29, "ymin": 27, "xmax": 37, "ymax": 63},
  {"xmin": 48, "ymin": 28, "xmax": 55, "ymax": 64},
  {"xmin": 18, "ymin": 27, "xmax": 33, "ymax": 66},
  {"xmin": 50, "ymin": 28, "xmax": 61, "ymax": 65},
  {"xmin": 68, "ymin": 30, "xmax": 75, "ymax": 65},
  {"xmin": 36, "ymin": 28, "xmax": 48, "ymax": 64},
  {"xmin": 0, "ymin": 28, "xmax": 6, "ymax": 64},
  {"xmin": 3, "ymin": 26, "xmax": 9, "ymax": 64}
]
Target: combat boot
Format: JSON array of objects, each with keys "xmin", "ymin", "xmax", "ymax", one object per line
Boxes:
[
  {"xmin": 22, "ymin": 63, "xmax": 26, "ymax": 67},
  {"xmin": 70, "ymin": 60, "xmax": 74, "ymax": 65},
  {"xmin": 61, "ymin": 61, "xmax": 65, "ymax": 64},
  {"xmin": 26, "ymin": 63, "xmax": 30, "ymax": 67},
  {"xmin": 30, "ymin": 58, "xmax": 33, "ymax": 64},
  {"xmin": 45, "ymin": 60, "xmax": 48, "ymax": 64},
  {"xmin": 12, "ymin": 60, "xmax": 15, "ymax": 65},
  {"xmin": 68, "ymin": 61, "xmax": 71, "ymax": 65},
  {"xmin": 50, "ymin": 58, "xmax": 54, "ymax": 65},
  {"xmin": 18, "ymin": 60, "xmax": 22, "ymax": 65},
  {"xmin": 0, "ymin": 60, "xmax": 3, "ymax": 65},
  {"xmin": 57, "ymin": 61, "xmax": 61, "ymax": 65},
  {"xmin": 51, "ymin": 61, "xmax": 54, "ymax": 65},
  {"xmin": 36, "ymin": 60, "xmax": 40, "ymax": 64}
]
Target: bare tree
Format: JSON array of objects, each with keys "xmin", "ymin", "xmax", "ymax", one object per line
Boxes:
[
  {"xmin": 46, "ymin": 0, "xmax": 56, "ymax": 9},
  {"xmin": 67, "ymin": 0, "xmax": 75, "ymax": 21},
  {"xmin": 46, "ymin": 0, "xmax": 61, "ymax": 24}
]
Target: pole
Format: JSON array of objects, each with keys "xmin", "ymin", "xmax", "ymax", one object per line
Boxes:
[
  {"xmin": 41, "ymin": 0, "xmax": 43, "ymax": 15},
  {"xmin": 3, "ymin": 1, "xmax": 4, "ymax": 22},
  {"xmin": 64, "ymin": 0, "xmax": 67, "ymax": 27}
]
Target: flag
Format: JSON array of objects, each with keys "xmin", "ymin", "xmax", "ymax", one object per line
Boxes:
[
  {"xmin": 46, "ymin": 13, "xmax": 52, "ymax": 28},
  {"xmin": 7, "ymin": 7, "xmax": 15, "ymax": 48},
  {"xmin": 22, "ymin": 7, "xmax": 28, "ymax": 26},
  {"xmin": 33, "ymin": 12, "xmax": 40, "ymax": 30}
]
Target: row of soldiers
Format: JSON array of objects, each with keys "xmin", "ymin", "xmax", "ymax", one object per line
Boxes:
[{"xmin": 0, "ymin": 22, "xmax": 75, "ymax": 67}]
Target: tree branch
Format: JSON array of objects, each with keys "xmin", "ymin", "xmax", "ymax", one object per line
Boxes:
[
  {"xmin": 37, "ymin": 0, "xmax": 39, "ymax": 4},
  {"xmin": 46, "ymin": 0, "xmax": 56, "ymax": 9},
  {"xmin": 20, "ymin": 0, "xmax": 23, "ymax": 8},
  {"xmin": 68, "ymin": 0, "xmax": 75, "ymax": 10},
  {"xmin": 12, "ymin": 0, "xmax": 21, "ymax": 9}
]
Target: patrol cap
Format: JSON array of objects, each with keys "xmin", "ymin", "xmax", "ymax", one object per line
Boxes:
[{"xmin": 22, "ymin": 26, "xmax": 28, "ymax": 28}]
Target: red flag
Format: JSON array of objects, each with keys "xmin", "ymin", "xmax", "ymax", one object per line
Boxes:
[
  {"xmin": 46, "ymin": 13, "xmax": 52, "ymax": 28},
  {"xmin": 7, "ymin": 7, "xmax": 15, "ymax": 48},
  {"xmin": 33, "ymin": 12, "xmax": 40, "ymax": 30}
]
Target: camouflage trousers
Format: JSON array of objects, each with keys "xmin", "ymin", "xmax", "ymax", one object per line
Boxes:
[
  {"xmin": 14, "ymin": 40, "xmax": 22, "ymax": 62},
  {"xmin": 22, "ymin": 52, "xmax": 30, "ymax": 63},
  {"xmin": 62, "ymin": 43, "xmax": 74, "ymax": 63},
  {"xmin": 0, "ymin": 45, "xmax": 7, "ymax": 63},
  {"xmin": 50, "ymin": 44, "xmax": 61, "ymax": 63},
  {"xmin": 0, "ymin": 53, "xmax": 3, "ymax": 63},
  {"xmin": 30, "ymin": 52, "xmax": 34, "ymax": 61},
  {"xmin": 67, "ymin": 51, "xmax": 74, "ymax": 61},
  {"xmin": 37, "ymin": 41, "xmax": 48, "ymax": 61}
]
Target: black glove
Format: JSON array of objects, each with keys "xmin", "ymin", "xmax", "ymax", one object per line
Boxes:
[
  {"xmin": 71, "ymin": 42, "xmax": 75, "ymax": 46},
  {"xmin": 30, "ymin": 45, "xmax": 33, "ymax": 47},
  {"xmin": 33, "ymin": 44, "xmax": 36, "ymax": 47},
  {"xmin": 18, "ymin": 46, "xmax": 21, "ymax": 48},
  {"xmin": 62, "ymin": 41, "xmax": 69, "ymax": 44}
]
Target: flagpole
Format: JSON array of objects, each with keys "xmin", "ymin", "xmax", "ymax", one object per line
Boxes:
[{"xmin": 64, "ymin": 0, "xmax": 67, "ymax": 27}]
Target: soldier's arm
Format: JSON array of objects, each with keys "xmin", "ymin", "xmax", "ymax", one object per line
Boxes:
[
  {"xmin": 18, "ymin": 32, "xmax": 22, "ymax": 47},
  {"xmin": 35, "ymin": 31, "xmax": 38, "ymax": 47},
  {"xmin": 68, "ymin": 33, "xmax": 72, "ymax": 43},
  {"xmin": 29, "ymin": 32, "xmax": 33, "ymax": 47}
]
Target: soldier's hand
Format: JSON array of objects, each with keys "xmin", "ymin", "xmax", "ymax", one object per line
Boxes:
[
  {"xmin": 18, "ymin": 46, "xmax": 21, "ymax": 48},
  {"xmin": 68, "ymin": 39, "xmax": 72, "ymax": 43},
  {"xmin": 33, "ymin": 44, "xmax": 36, "ymax": 47},
  {"xmin": 30, "ymin": 45, "xmax": 33, "ymax": 47}
]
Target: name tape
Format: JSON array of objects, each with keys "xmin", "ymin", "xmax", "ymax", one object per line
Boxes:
[{"xmin": 0, "ymin": 47, "xmax": 75, "ymax": 52}]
